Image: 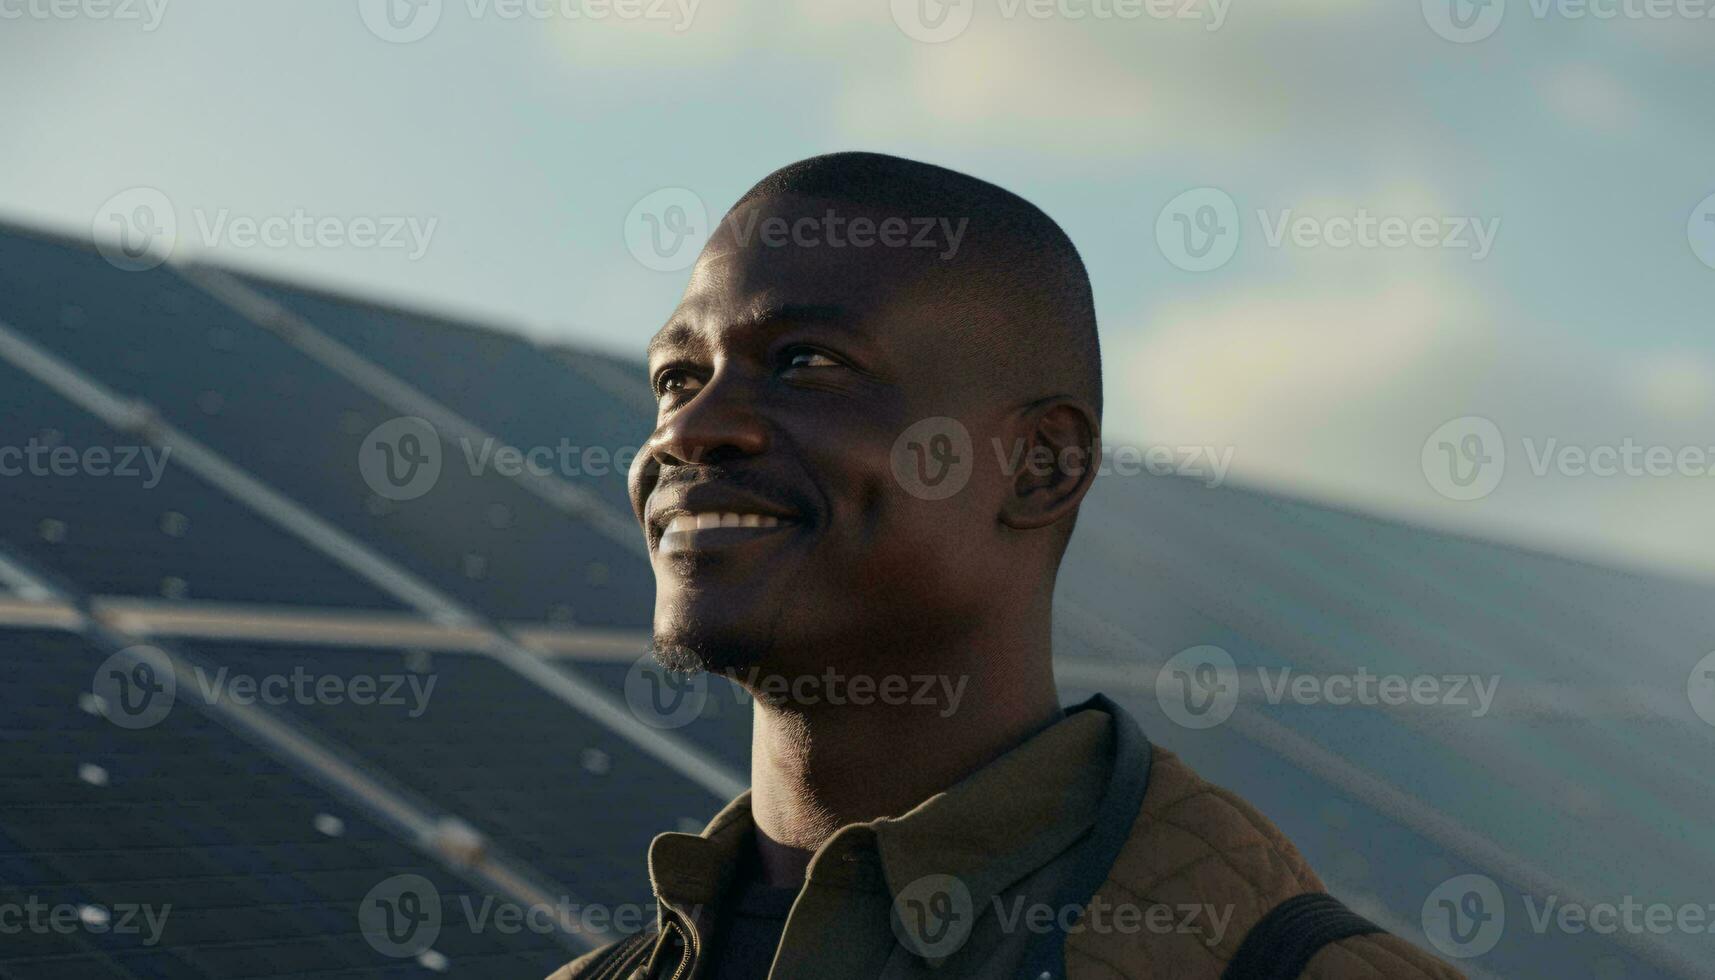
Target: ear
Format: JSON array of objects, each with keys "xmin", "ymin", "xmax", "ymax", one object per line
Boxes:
[{"xmin": 997, "ymin": 397, "xmax": 1100, "ymax": 531}]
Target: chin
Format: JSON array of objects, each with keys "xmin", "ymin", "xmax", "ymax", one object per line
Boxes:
[{"xmin": 650, "ymin": 605, "xmax": 770, "ymax": 677}]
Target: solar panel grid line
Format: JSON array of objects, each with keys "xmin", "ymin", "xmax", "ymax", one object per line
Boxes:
[
  {"xmin": 42, "ymin": 616, "xmax": 606, "ymax": 958},
  {"xmin": 0, "ymin": 596, "xmax": 85, "ymax": 630},
  {"xmin": 1054, "ymin": 604, "xmax": 1707, "ymax": 980},
  {"xmin": 1144, "ymin": 479, "xmax": 1667, "ymax": 688},
  {"xmin": 178, "ymin": 264, "xmax": 641, "ymax": 557},
  {"xmin": 0, "ymin": 307, "xmax": 741, "ymax": 800},
  {"xmin": 1070, "ymin": 481, "xmax": 1715, "ymax": 858},
  {"xmin": 85, "ymin": 598, "xmax": 499, "ymax": 652},
  {"xmin": 1060, "ymin": 501, "xmax": 1715, "ymax": 920},
  {"xmin": 540, "ymin": 346, "xmax": 655, "ymax": 420},
  {"xmin": 0, "ymin": 624, "xmax": 577, "ymax": 977},
  {"xmin": 0, "ymin": 549, "xmax": 62, "ymax": 601},
  {"xmin": 0, "ymin": 316, "xmax": 470, "ymax": 624}
]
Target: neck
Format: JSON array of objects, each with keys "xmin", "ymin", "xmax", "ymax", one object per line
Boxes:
[{"xmin": 742, "ymin": 626, "xmax": 1061, "ymax": 888}]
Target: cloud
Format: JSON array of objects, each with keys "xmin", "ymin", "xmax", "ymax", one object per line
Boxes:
[{"xmin": 1110, "ymin": 273, "xmax": 1715, "ymax": 579}]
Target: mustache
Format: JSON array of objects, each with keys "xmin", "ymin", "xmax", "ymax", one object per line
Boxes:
[{"xmin": 651, "ymin": 464, "xmax": 812, "ymax": 510}]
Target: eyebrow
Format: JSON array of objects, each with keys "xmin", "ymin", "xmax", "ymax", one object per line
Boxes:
[{"xmin": 647, "ymin": 302, "xmax": 848, "ymax": 361}]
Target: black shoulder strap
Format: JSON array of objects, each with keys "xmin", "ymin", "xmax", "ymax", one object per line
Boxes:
[
  {"xmin": 1221, "ymin": 892, "xmax": 1384, "ymax": 980},
  {"xmin": 579, "ymin": 930, "xmax": 657, "ymax": 980}
]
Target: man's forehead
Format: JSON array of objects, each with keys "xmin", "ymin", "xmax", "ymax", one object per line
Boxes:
[
  {"xmin": 652, "ymin": 240, "xmax": 925, "ymax": 360},
  {"xmin": 647, "ymin": 299, "xmax": 851, "ymax": 360}
]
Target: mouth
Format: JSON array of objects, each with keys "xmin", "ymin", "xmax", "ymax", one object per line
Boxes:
[{"xmin": 655, "ymin": 510, "xmax": 799, "ymax": 555}]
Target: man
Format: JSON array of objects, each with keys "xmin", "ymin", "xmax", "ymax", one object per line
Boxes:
[{"xmin": 551, "ymin": 153, "xmax": 1461, "ymax": 979}]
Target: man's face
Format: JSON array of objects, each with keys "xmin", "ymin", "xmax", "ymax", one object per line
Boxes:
[{"xmin": 629, "ymin": 194, "xmax": 1008, "ymax": 677}]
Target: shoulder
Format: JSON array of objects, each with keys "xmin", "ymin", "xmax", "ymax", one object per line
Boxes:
[{"xmin": 1064, "ymin": 745, "xmax": 1463, "ymax": 980}]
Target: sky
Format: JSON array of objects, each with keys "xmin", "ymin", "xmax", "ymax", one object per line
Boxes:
[{"xmin": 1, "ymin": 0, "xmax": 1713, "ymax": 581}]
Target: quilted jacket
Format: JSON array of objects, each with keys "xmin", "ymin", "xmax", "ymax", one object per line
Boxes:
[{"xmin": 547, "ymin": 695, "xmax": 1464, "ymax": 980}]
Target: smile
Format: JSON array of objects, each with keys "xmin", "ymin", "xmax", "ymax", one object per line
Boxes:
[{"xmin": 657, "ymin": 511, "xmax": 797, "ymax": 554}]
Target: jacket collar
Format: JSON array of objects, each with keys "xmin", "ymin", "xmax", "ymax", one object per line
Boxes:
[{"xmin": 645, "ymin": 694, "xmax": 1151, "ymax": 952}]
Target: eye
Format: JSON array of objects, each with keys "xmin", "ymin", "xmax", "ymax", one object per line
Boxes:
[
  {"xmin": 784, "ymin": 348, "xmax": 840, "ymax": 369},
  {"xmin": 654, "ymin": 367, "xmax": 704, "ymax": 399}
]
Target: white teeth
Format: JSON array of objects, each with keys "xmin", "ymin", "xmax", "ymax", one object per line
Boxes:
[{"xmin": 663, "ymin": 511, "xmax": 788, "ymax": 534}]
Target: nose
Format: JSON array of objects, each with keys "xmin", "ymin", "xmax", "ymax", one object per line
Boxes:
[{"xmin": 643, "ymin": 368, "xmax": 771, "ymax": 469}]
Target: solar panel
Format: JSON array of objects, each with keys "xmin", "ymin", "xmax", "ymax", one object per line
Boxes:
[
  {"xmin": 0, "ymin": 626, "xmax": 572, "ymax": 979},
  {"xmin": 175, "ymin": 638, "xmax": 727, "ymax": 906},
  {"xmin": 230, "ymin": 274, "xmax": 645, "ymax": 518},
  {"xmin": 0, "ymin": 356, "xmax": 403, "ymax": 611},
  {"xmin": 0, "ymin": 228, "xmax": 650, "ymax": 627}
]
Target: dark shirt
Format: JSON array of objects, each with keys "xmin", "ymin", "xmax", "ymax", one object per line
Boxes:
[{"xmin": 705, "ymin": 844, "xmax": 799, "ymax": 980}]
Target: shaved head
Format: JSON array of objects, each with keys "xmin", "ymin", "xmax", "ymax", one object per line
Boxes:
[
  {"xmin": 632, "ymin": 151, "xmax": 1104, "ymax": 677},
  {"xmin": 731, "ymin": 152, "xmax": 1102, "ymax": 418}
]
